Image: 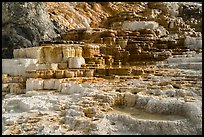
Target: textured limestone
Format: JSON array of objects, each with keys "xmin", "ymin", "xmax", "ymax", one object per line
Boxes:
[
  {"xmin": 82, "ymin": 44, "xmax": 100, "ymax": 58},
  {"xmin": 3, "ymin": 68, "xmax": 202, "ymax": 134},
  {"xmin": 9, "ymin": 83, "xmax": 26, "ymax": 94},
  {"xmin": 58, "ymin": 63, "xmax": 68, "ymax": 69},
  {"xmin": 64, "ymin": 70, "xmax": 75, "ymax": 78},
  {"xmin": 43, "ymin": 79, "xmax": 55, "ymax": 90},
  {"xmin": 107, "ymin": 113, "xmax": 195, "ymax": 135},
  {"xmin": 62, "ymin": 46, "xmax": 75, "ymax": 61},
  {"xmin": 122, "ymin": 21, "xmax": 159, "ymax": 31},
  {"xmin": 26, "ymin": 78, "xmax": 44, "ymax": 91},
  {"xmin": 2, "ymin": 84, "xmax": 9, "ymax": 92},
  {"xmin": 26, "ymin": 64, "xmax": 52, "ymax": 71},
  {"xmin": 26, "ymin": 69, "xmax": 96, "ymax": 79},
  {"xmin": 37, "ymin": 70, "xmax": 54, "ymax": 79},
  {"xmin": 2, "ymin": 76, "xmax": 26, "ymax": 84},
  {"xmin": 83, "ymin": 70, "xmax": 94, "ymax": 77},
  {"xmin": 13, "ymin": 45, "xmax": 83, "ymax": 63},
  {"xmin": 176, "ymin": 63, "xmax": 202, "ymax": 70},
  {"xmin": 68, "ymin": 57, "xmax": 86, "ymax": 68},
  {"xmin": 2, "ymin": 2, "xmax": 202, "ymax": 135},
  {"xmin": 167, "ymin": 57, "xmax": 202, "ymax": 63},
  {"xmin": 2, "ymin": 59, "xmax": 38, "ymax": 76},
  {"xmin": 165, "ymin": 53, "xmax": 202, "ymax": 70},
  {"xmin": 184, "ymin": 36, "xmax": 202, "ymax": 49},
  {"xmin": 54, "ymin": 70, "xmax": 65, "ymax": 79},
  {"xmin": 61, "ymin": 83, "xmax": 85, "ymax": 94}
]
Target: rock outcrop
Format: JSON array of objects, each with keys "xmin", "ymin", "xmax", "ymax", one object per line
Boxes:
[
  {"xmin": 2, "ymin": 2, "xmax": 59, "ymax": 58},
  {"xmin": 2, "ymin": 2, "xmax": 147, "ymax": 58},
  {"xmin": 2, "ymin": 2, "xmax": 202, "ymax": 59},
  {"xmin": 2, "ymin": 2, "xmax": 202, "ymax": 135}
]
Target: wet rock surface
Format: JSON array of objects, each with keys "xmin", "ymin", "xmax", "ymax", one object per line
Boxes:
[{"xmin": 2, "ymin": 2, "xmax": 202, "ymax": 135}]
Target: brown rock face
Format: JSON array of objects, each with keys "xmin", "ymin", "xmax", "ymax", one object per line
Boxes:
[
  {"xmin": 2, "ymin": 2, "xmax": 202, "ymax": 81},
  {"xmin": 3, "ymin": 2, "xmax": 201, "ymax": 59},
  {"xmin": 2, "ymin": 2, "xmax": 202, "ymax": 136}
]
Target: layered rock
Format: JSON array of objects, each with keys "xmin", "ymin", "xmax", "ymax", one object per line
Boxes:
[
  {"xmin": 184, "ymin": 36, "xmax": 202, "ymax": 49},
  {"xmin": 122, "ymin": 21, "xmax": 159, "ymax": 31},
  {"xmin": 2, "ymin": 67, "xmax": 202, "ymax": 135},
  {"xmin": 2, "ymin": 2, "xmax": 202, "ymax": 135},
  {"xmin": 68, "ymin": 57, "xmax": 86, "ymax": 68},
  {"xmin": 2, "ymin": 59, "xmax": 38, "ymax": 76},
  {"xmin": 2, "ymin": 74, "xmax": 26, "ymax": 95},
  {"xmin": 13, "ymin": 44, "xmax": 83, "ymax": 63},
  {"xmin": 178, "ymin": 3, "xmax": 202, "ymax": 32},
  {"xmin": 165, "ymin": 52, "xmax": 202, "ymax": 70}
]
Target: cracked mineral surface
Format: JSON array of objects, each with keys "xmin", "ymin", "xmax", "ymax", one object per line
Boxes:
[
  {"xmin": 2, "ymin": 2, "xmax": 202, "ymax": 135},
  {"xmin": 2, "ymin": 64, "xmax": 202, "ymax": 135}
]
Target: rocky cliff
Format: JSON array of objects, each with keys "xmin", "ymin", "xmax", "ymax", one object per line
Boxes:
[
  {"xmin": 2, "ymin": 2, "xmax": 202, "ymax": 58},
  {"xmin": 2, "ymin": 2, "xmax": 59, "ymax": 58}
]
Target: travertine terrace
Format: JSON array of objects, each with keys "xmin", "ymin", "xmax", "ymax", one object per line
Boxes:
[{"xmin": 2, "ymin": 2, "xmax": 202, "ymax": 135}]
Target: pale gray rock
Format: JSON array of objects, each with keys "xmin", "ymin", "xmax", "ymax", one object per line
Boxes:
[
  {"xmin": 68, "ymin": 57, "xmax": 86, "ymax": 68},
  {"xmin": 122, "ymin": 21, "xmax": 159, "ymax": 31}
]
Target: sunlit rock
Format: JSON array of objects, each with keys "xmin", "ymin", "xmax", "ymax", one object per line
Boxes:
[
  {"xmin": 68, "ymin": 57, "xmax": 86, "ymax": 68},
  {"xmin": 122, "ymin": 21, "xmax": 159, "ymax": 31},
  {"xmin": 184, "ymin": 36, "xmax": 202, "ymax": 49}
]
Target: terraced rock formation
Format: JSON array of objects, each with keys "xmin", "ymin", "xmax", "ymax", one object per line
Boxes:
[{"xmin": 2, "ymin": 2, "xmax": 202, "ymax": 135}]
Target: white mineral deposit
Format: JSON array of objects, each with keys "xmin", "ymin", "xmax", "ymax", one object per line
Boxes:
[{"xmin": 2, "ymin": 2, "xmax": 202, "ymax": 135}]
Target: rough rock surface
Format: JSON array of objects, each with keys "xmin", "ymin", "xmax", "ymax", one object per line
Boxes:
[
  {"xmin": 2, "ymin": 2, "xmax": 202, "ymax": 58},
  {"xmin": 2, "ymin": 67, "xmax": 202, "ymax": 135},
  {"xmin": 2, "ymin": 2, "xmax": 59, "ymax": 58},
  {"xmin": 2, "ymin": 2, "xmax": 147, "ymax": 58},
  {"xmin": 2, "ymin": 2, "xmax": 202, "ymax": 135}
]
